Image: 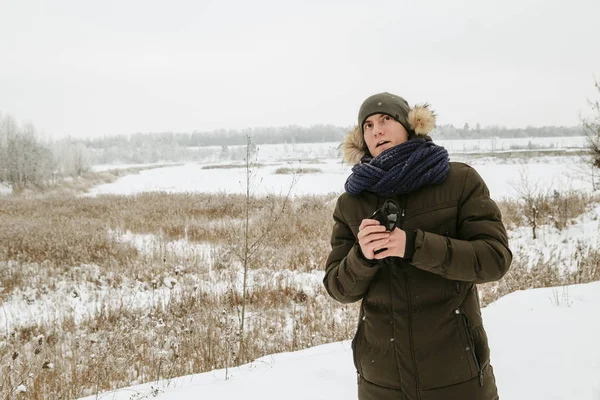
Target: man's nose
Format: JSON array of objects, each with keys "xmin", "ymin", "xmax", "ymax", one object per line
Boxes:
[{"xmin": 372, "ymin": 123, "xmax": 384, "ymax": 136}]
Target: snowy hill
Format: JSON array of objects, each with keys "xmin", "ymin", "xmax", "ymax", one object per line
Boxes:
[{"xmin": 79, "ymin": 281, "xmax": 600, "ymax": 400}]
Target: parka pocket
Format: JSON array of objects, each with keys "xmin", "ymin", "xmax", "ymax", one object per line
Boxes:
[
  {"xmin": 471, "ymin": 325, "xmax": 491, "ymax": 372},
  {"xmin": 455, "ymin": 312, "xmax": 478, "ymax": 377},
  {"xmin": 413, "ymin": 311, "xmax": 474, "ymax": 390},
  {"xmin": 459, "ymin": 313, "xmax": 490, "ymax": 386}
]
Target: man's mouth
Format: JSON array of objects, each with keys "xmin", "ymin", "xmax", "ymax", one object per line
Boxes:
[{"xmin": 376, "ymin": 140, "xmax": 390, "ymax": 148}]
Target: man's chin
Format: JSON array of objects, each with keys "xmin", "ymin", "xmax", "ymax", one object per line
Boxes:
[{"xmin": 376, "ymin": 143, "xmax": 393, "ymax": 153}]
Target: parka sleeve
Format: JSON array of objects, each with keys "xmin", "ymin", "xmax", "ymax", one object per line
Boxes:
[
  {"xmin": 410, "ymin": 167, "xmax": 512, "ymax": 283},
  {"xmin": 323, "ymin": 196, "xmax": 380, "ymax": 304}
]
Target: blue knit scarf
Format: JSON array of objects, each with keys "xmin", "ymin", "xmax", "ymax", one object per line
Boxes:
[{"xmin": 345, "ymin": 138, "xmax": 450, "ymax": 196}]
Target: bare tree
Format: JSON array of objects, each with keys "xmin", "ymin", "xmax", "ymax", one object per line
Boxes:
[
  {"xmin": 228, "ymin": 134, "xmax": 298, "ymax": 365},
  {"xmin": 52, "ymin": 140, "xmax": 91, "ymax": 177},
  {"xmin": 582, "ymin": 80, "xmax": 600, "ymax": 190},
  {"xmin": 510, "ymin": 166, "xmax": 548, "ymax": 239}
]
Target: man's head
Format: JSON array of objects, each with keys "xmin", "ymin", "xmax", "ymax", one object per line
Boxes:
[{"xmin": 341, "ymin": 92, "xmax": 436, "ymax": 164}]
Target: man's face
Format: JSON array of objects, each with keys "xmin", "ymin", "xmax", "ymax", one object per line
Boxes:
[{"xmin": 363, "ymin": 113, "xmax": 409, "ymax": 158}]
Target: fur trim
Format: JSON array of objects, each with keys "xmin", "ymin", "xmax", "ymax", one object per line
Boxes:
[
  {"xmin": 342, "ymin": 125, "xmax": 366, "ymax": 165},
  {"xmin": 408, "ymin": 104, "xmax": 436, "ymax": 135}
]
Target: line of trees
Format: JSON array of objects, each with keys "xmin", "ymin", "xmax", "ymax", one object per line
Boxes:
[
  {"xmin": 80, "ymin": 124, "xmax": 585, "ymax": 151},
  {"xmin": 0, "ymin": 112, "xmax": 91, "ymax": 190},
  {"xmin": 75, "ymin": 124, "xmax": 586, "ymax": 165}
]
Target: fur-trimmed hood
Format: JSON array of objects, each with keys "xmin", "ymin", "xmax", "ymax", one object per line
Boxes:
[{"xmin": 342, "ymin": 104, "xmax": 436, "ymax": 165}]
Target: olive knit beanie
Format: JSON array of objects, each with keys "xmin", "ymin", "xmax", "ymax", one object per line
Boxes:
[{"xmin": 358, "ymin": 92, "xmax": 412, "ymax": 134}]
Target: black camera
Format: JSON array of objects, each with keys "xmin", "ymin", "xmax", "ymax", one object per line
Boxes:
[
  {"xmin": 370, "ymin": 199, "xmax": 401, "ymax": 232},
  {"xmin": 370, "ymin": 200, "xmax": 401, "ymax": 255}
]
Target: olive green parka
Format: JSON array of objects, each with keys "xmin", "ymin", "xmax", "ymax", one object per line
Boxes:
[{"xmin": 324, "ymin": 154, "xmax": 512, "ymax": 399}]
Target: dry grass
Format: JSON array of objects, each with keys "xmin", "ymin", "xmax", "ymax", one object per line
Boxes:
[
  {"xmin": 0, "ymin": 192, "xmax": 342, "ymax": 398},
  {"xmin": 273, "ymin": 167, "xmax": 322, "ymax": 174},
  {"xmin": 497, "ymin": 190, "xmax": 597, "ymax": 231},
  {"xmin": 1, "ymin": 216, "xmax": 137, "ymax": 267},
  {"xmin": 0, "ymin": 189, "xmax": 599, "ymax": 399},
  {"xmin": 479, "ymin": 244, "xmax": 600, "ymax": 307},
  {"xmin": 0, "ymin": 192, "xmax": 334, "ymax": 276},
  {"xmin": 201, "ymin": 163, "xmax": 271, "ymax": 169}
]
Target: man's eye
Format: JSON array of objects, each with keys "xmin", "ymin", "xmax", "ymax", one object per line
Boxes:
[
  {"xmin": 364, "ymin": 123, "xmax": 372, "ymax": 129},
  {"xmin": 384, "ymin": 116, "xmax": 391, "ymax": 121}
]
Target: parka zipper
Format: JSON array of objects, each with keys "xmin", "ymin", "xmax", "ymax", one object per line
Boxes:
[
  {"xmin": 389, "ymin": 196, "xmax": 407, "ymax": 395},
  {"xmin": 405, "ymin": 274, "xmax": 421, "ymax": 398},
  {"xmin": 389, "ymin": 265, "xmax": 404, "ymax": 394},
  {"xmin": 400, "ymin": 197, "xmax": 406, "ymax": 227},
  {"xmin": 398, "ymin": 199, "xmax": 421, "ymax": 397}
]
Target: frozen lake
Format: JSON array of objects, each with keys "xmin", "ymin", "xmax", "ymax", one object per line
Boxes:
[{"xmin": 87, "ymin": 140, "xmax": 593, "ymax": 200}]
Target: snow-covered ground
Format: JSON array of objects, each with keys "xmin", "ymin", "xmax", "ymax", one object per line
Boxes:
[
  {"xmin": 86, "ymin": 159, "xmax": 349, "ymax": 198},
  {"xmin": 85, "ymin": 137, "xmax": 594, "ymax": 200},
  {"xmin": 78, "ymin": 280, "xmax": 600, "ymax": 400},
  {"xmin": 86, "ymin": 154, "xmax": 592, "ymax": 200},
  {"xmin": 91, "ymin": 162, "xmax": 184, "ymax": 172},
  {"xmin": 509, "ymin": 203, "xmax": 600, "ymax": 273},
  {"xmin": 436, "ymin": 135, "xmax": 588, "ymax": 153}
]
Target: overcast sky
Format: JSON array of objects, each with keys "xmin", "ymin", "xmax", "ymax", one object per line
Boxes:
[{"xmin": 1, "ymin": 0, "xmax": 599, "ymax": 139}]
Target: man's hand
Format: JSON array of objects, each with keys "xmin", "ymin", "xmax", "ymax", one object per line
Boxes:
[
  {"xmin": 357, "ymin": 219, "xmax": 390, "ymax": 260},
  {"xmin": 372, "ymin": 226, "xmax": 406, "ymax": 260},
  {"xmin": 358, "ymin": 219, "xmax": 407, "ymax": 260}
]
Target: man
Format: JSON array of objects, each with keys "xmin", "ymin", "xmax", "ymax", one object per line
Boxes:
[{"xmin": 323, "ymin": 92, "xmax": 512, "ymax": 400}]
